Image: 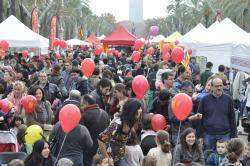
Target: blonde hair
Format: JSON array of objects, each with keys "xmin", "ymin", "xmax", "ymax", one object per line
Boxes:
[{"xmin": 13, "ymin": 81, "xmax": 27, "ymax": 93}]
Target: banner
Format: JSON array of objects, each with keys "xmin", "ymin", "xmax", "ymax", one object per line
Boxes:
[
  {"xmin": 50, "ymin": 15, "xmax": 57, "ymax": 49},
  {"xmin": 31, "ymin": 7, "xmax": 39, "ymax": 33},
  {"xmin": 78, "ymin": 26, "xmax": 84, "ymax": 39}
]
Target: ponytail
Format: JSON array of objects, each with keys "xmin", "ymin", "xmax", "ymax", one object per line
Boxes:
[
  {"xmin": 156, "ymin": 130, "xmax": 171, "ymax": 153},
  {"xmin": 160, "ymin": 140, "xmax": 171, "ymax": 153}
]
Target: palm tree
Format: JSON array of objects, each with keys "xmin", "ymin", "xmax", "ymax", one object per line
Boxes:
[{"xmin": 219, "ymin": 0, "xmax": 250, "ymax": 32}]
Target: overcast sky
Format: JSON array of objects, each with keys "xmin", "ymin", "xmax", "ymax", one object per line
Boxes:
[{"xmin": 89, "ymin": 0, "xmax": 169, "ymax": 22}]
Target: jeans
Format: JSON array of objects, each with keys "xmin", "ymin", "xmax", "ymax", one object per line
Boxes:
[
  {"xmin": 204, "ymin": 133, "xmax": 230, "ymax": 151},
  {"xmin": 115, "ymin": 158, "xmax": 127, "ymax": 166}
]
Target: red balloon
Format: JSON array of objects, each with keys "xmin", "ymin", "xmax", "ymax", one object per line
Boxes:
[
  {"xmin": 95, "ymin": 45, "xmax": 103, "ymax": 55},
  {"xmin": 22, "ymin": 50, "xmax": 28, "ymax": 59},
  {"xmin": 52, "ymin": 38, "xmax": 60, "ymax": 47},
  {"xmin": 134, "ymin": 39, "xmax": 144, "ymax": 51},
  {"xmin": 81, "ymin": 58, "xmax": 95, "ymax": 77},
  {"xmin": 21, "ymin": 95, "xmax": 38, "ymax": 113},
  {"xmin": 162, "ymin": 44, "xmax": 170, "ymax": 54},
  {"xmin": 132, "ymin": 51, "xmax": 141, "ymax": 63},
  {"xmin": 187, "ymin": 49, "xmax": 192, "ymax": 55},
  {"xmin": 59, "ymin": 104, "xmax": 81, "ymax": 133},
  {"xmin": 171, "ymin": 93, "xmax": 193, "ymax": 121},
  {"xmin": 59, "ymin": 40, "xmax": 67, "ymax": 49},
  {"xmin": 132, "ymin": 75, "xmax": 149, "ymax": 100},
  {"xmin": 171, "ymin": 47, "xmax": 184, "ymax": 64},
  {"xmin": 0, "ymin": 40, "xmax": 9, "ymax": 51},
  {"xmin": 0, "ymin": 99, "xmax": 13, "ymax": 113},
  {"xmin": 147, "ymin": 47, "xmax": 154, "ymax": 55},
  {"xmin": 162, "ymin": 52, "xmax": 170, "ymax": 62},
  {"xmin": 151, "ymin": 114, "xmax": 166, "ymax": 131}
]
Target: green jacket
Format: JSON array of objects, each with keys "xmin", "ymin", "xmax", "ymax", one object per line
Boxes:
[{"xmin": 201, "ymin": 69, "xmax": 213, "ymax": 87}]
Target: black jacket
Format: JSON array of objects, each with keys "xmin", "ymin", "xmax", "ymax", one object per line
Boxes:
[
  {"xmin": 80, "ymin": 104, "xmax": 109, "ymax": 154},
  {"xmin": 50, "ymin": 123, "xmax": 93, "ymax": 166}
]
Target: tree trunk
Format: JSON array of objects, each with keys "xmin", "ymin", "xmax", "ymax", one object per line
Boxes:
[
  {"xmin": 10, "ymin": 0, "xmax": 16, "ymax": 16},
  {"xmin": 0, "ymin": 0, "xmax": 3, "ymax": 22},
  {"xmin": 19, "ymin": 4, "xmax": 27, "ymax": 25}
]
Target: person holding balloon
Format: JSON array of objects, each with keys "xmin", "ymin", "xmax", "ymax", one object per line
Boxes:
[
  {"xmin": 98, "ymin": 99, "xmax": 143, "ymax": 166},
  {"xmin": 168, "ymin": 81, "xmax": 202, "ymax": 146},
  {"xmin": 49, "ymin": 104, "xmax": 93, "ymax": 166},
  {"xmin": 173, "ymin": 65, "xmax": 188, "ymax": 90},
  {"xmin": 25, "ymin": 85, "xmax": 53, "ymax": 137}
]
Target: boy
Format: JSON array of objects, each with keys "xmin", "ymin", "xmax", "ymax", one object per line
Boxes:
[
  {"xmin": 206, "ymin": 139, "xmax": 227, "ymax": 166},
  {"xmin": 242, "ymin": 142, "xmax": 250, "ymax": 166}
]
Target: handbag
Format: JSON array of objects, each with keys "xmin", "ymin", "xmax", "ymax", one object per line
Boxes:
[{"xmin": 49, "ymin": 125, "xmax": 62, "ymax": 156}]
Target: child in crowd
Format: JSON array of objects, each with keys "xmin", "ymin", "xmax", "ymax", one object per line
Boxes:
[
  {"xmin": 242, "ymin": 142, "xmax": 250, "ymax": 166},
  {"xmin": 142, "ymin": 156, "xmax": 157, "ymax": 166},
  {"xmin": 206, "ymin": 139, "xmax": 227, "ymax": 166},
  {"xmin": 222, "ymin": 138, "xmax": 245, "ymax": 166},
  {"xmin": 148, "ymin": 130, "xmax": 172, "ymax": 166},
  {"xmin": 125, "ymin": 129, "xmax": 144, "ymax": 166},
  {"xmin": 92, "ymin": 154, "xmax": 114, "ymax": 166}
]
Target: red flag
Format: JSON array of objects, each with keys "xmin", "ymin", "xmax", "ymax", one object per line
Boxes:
[
  {"xmin": 50, "ymin": 15, "xmax": 57, "ymax": 49},
  {"xmin": 31, "ymin": 7, "xmax": 39, "ymax": 33}
]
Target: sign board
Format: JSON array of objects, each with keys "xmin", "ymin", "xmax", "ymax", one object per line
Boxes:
[
  {"xmin": 196, "ymin": 56, "xmax": 207, "ymax": 73},
  {"xmin": 231, "ymin": 56, "xmax": 250, "ymax": 73}
]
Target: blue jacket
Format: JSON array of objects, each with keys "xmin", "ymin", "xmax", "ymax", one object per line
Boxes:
[
  {"xmin": 197, "ymin": 93, "xmax": 237, "ymax": 138},
  {"xmin": 206, "ymin": 151, "xmax": 226, "ymax": 166}
]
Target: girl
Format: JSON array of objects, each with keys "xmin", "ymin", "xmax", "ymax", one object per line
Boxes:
[
  {"xmin": 222, "ymin": 138, "xmax": 245, "ymax": 166},
  {"xmin": 174, "ymin": 128, "xmax": 205, "ymax": 165},
  {"xmin": 125, "ymin": 129, "xmax": 144, "ymax": 166},
  {"xmin": 26, "ymin": 86, "xmax": 53, "ymax": 136},
  {"xmin": 24, "ymin": 139, "xmax": 55, "ymax": 166},
  {"xmin": 148, "ymin": 130, "xmax": 172, "ymax": 166}
]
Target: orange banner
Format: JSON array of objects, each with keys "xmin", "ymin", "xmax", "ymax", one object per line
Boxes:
[
  {"xmin": 31, "ymin": 7, "xmax": 39, "ymax": 33},
  {"xmin": 50, "ymin": 15, "xmax": 57, "ymax": 49}
]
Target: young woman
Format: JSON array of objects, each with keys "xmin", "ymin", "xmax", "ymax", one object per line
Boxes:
[
  {"xmin": 109, "ymin": 83, "xmax": 129, "ymax": 116},
  {"xmin": 26, "ymin": 86, "xmax": 53, "ymax": 136},
  {"xmin": 7, "ymin": 81, "xmax": 27, "ymax": 117},
  {"xmin": 98, "ymin": 99, "xmax": 142, "ymax": 166},
  {"xmin": 24, "ymin": 139, "xmax": 55, "ymax": 166},
  {"xmin": 174, "ymin": 128, "xmax": 205, "ymax": 165},
  {"xmin": 147, "ymin": 130, "xmax": 172, "ymax": 166}
]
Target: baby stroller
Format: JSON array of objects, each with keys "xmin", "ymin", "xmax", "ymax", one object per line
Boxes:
[{"xmin": 0, "ymin": 130, "xmax": 18, "ymax": 152}]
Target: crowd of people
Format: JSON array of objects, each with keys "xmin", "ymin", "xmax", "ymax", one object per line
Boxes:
[{"xmin": 0, "ymin": 46, "xmax": 250, "ymax": 166}]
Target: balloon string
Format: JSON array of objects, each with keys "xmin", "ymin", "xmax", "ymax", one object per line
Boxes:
[
  {"xmin": 172, "ymin": 121, "xmax": 182, "ymax": 166},
  {"xmin": 54, "ymin": 134, "xmax": 67, "ymax": 166}
]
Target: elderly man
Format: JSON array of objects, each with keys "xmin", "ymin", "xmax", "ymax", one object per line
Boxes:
[
  {"xmin": 198, "ymin": 77, "xmax": 237, "ymax": 151},
  {"xmin": 54, "ymin": 90, "xmax": 81, "ymax": 123}
]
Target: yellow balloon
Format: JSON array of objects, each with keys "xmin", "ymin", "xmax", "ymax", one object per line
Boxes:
[{"xmin": 25, "ymin": 125, "xmax": 43, "ymax": 145}]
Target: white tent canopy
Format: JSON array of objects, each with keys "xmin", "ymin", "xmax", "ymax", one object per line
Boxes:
[
  {"xmin": 66, "ymin": 38, "xmax": 90, "ymax": 46},
  {"xmin": 150, "ymin": 35, "xmax": 165, "ymax": 43},
  {"xmin": 0, "ymin": 15, "xmax": 49, "ymax": 48},
  {"xmin": 180, "ymin": 23, "xmax": 207, "ymax": 47},
  {"xmin": 180, "ymin": 18, "xmax": 250, "ymax": 73}
]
